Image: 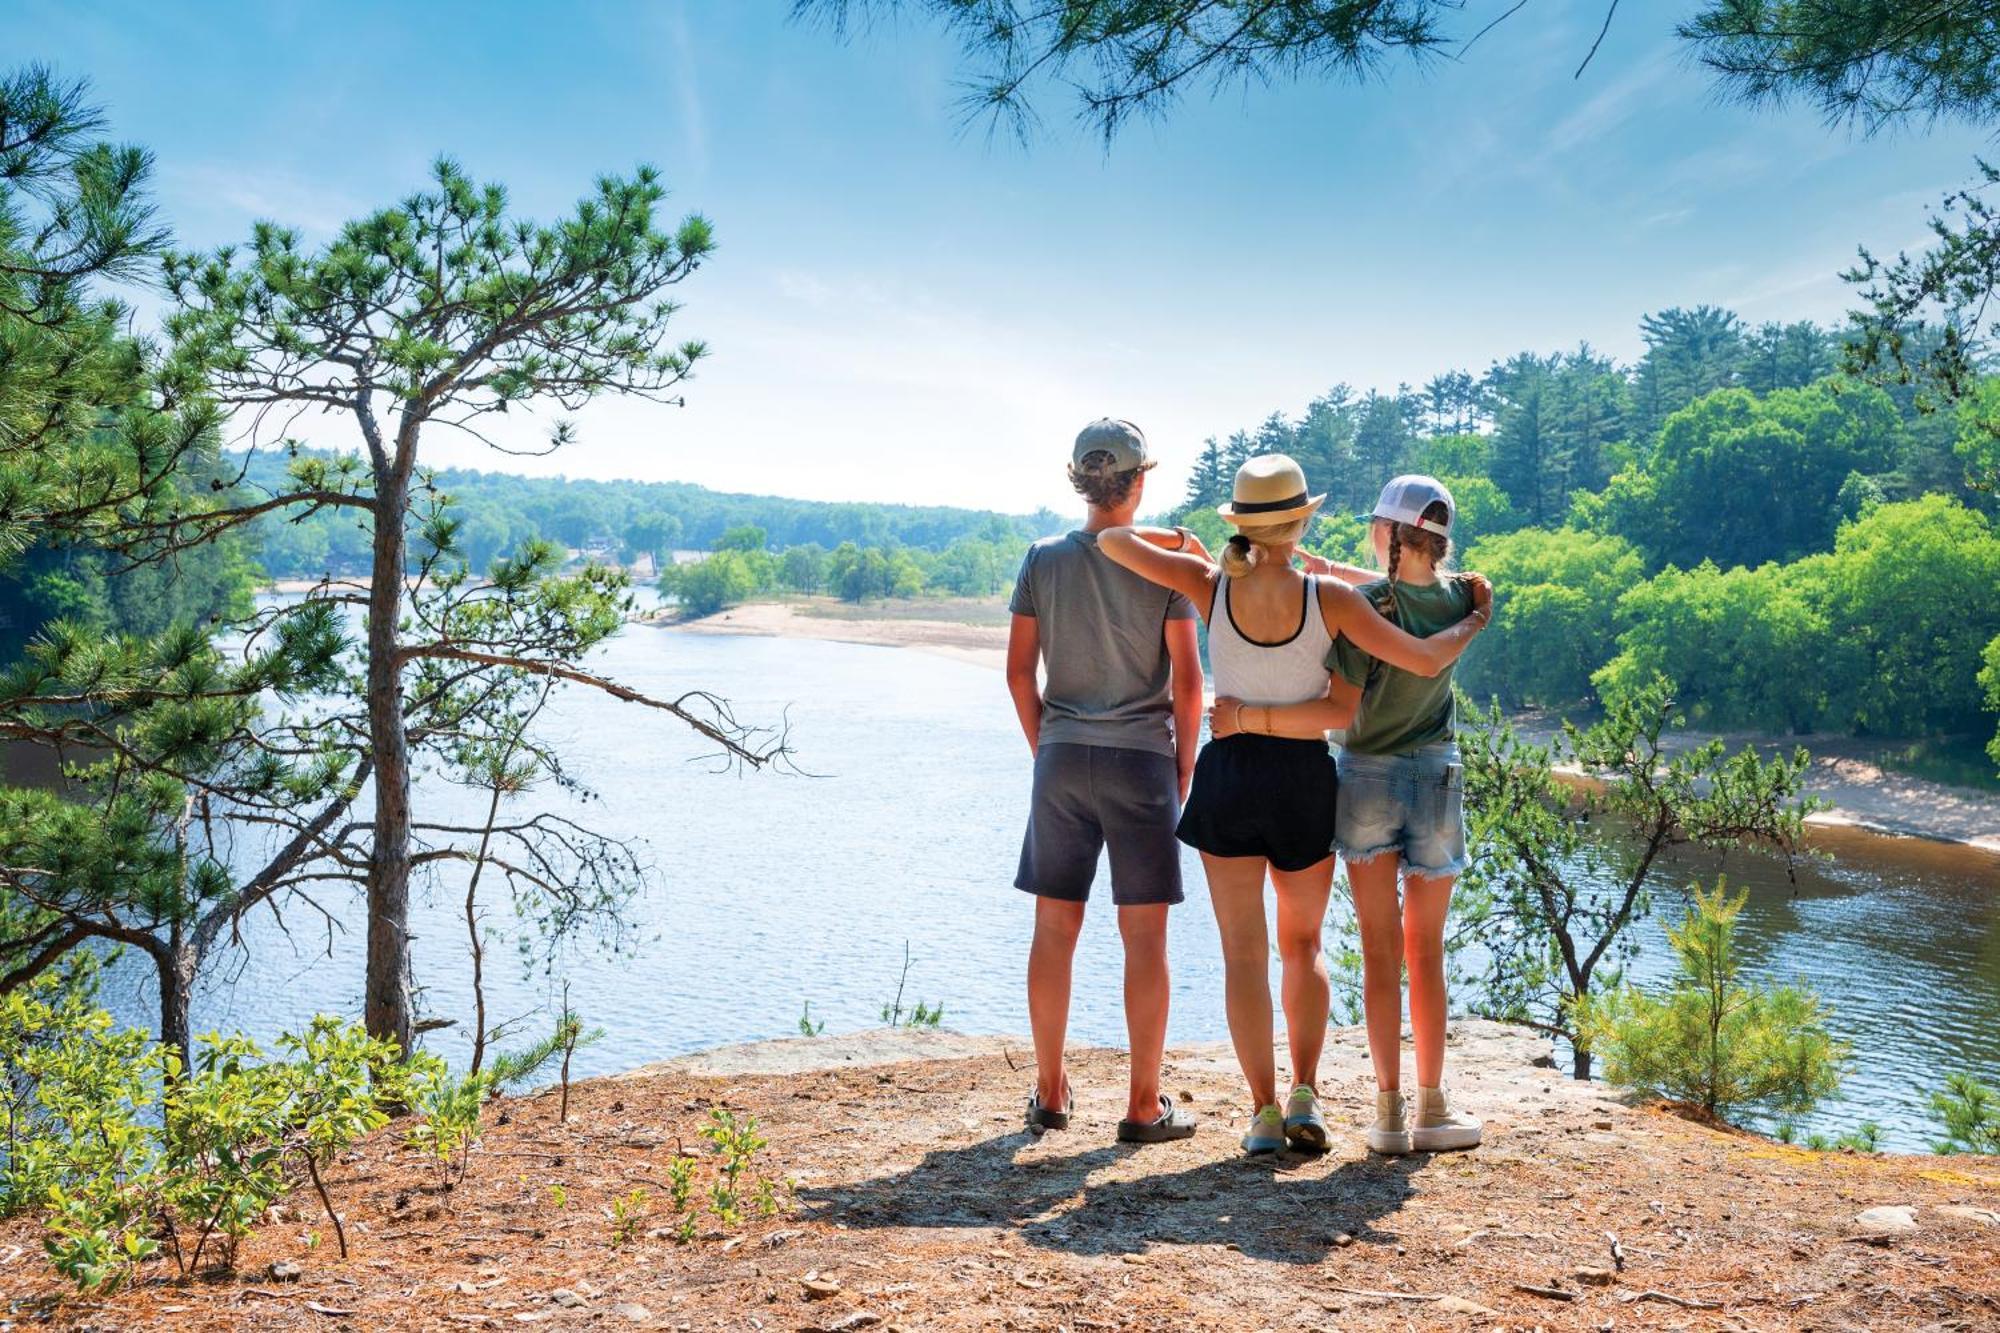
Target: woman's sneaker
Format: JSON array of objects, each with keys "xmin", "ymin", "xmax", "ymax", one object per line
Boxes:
[
  {"xmin": 1365, "ymin": 1089, "xmax": 1413, "ymax": 1155},
  {"xmin": 1411, "ymin": 1085, "xmax": 1482, "ymax": 1151},
  {"xmin": 1283, "ymin": 1084, "xmax": 1328, "ymax": 1152},
  {"xmin": 1240, "ymin": 1104, "xmax": 1286, "ymax": 1155}
]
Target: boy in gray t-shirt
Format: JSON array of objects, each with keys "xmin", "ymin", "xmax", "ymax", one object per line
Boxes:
[{"xmin": 1005, "ymin": 418, "xmax": 1202, "ymax": 1144}]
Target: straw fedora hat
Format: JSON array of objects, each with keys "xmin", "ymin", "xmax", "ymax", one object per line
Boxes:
[{"xmin": 1216, "ymin": 454, "xmax": 1326, "ymax": 527}]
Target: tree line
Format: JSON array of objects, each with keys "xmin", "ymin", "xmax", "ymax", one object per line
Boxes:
[
  {"xmin": 243, "ymin": 449, "xmax": 1058, "ymax": 580},
  {"xmin": 1169, "ymin": 308, "xmax": 2000, "ymax": 770},
  {"xmin": 656, "ymin": 523, "xmax": 1029, "ymax": 616}
]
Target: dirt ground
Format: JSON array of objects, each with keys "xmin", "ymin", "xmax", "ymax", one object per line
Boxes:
[{"xmin": 4, "ymin": 1023, "xmax": 1996, "ymax": 1332}]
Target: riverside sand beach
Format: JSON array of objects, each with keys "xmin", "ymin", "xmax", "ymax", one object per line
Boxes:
[
  {"xmin": 670, "ymin": 599, "xmax": 2000, "ymax": 857},
  {"xmin": 4, "ymin": 1021, "xmax": 1997, "ymax": 1330}
]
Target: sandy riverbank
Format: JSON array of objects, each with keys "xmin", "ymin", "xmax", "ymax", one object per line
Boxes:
[
  {"xmin": 7, "ymin": 1022, "xmax": 1994, "ymax": 1329},
  {"xmin": 663, "ymin": 602, "xmax": 2000, "ymax": 857}
]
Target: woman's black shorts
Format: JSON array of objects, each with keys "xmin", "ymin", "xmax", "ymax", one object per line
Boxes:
[{"xmin": 1176, "ymin": 734, "xmax": 1338, "ymax": 872}]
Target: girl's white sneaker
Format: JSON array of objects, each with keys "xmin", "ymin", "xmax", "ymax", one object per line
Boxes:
[
  {"xmin": 1410, "ymin": 1085, "xmax": 1482, "ymax": 1151},
  {"xmin": 1365, "ymin": 1088, "xmax": 1413, "ymax": 1155}
]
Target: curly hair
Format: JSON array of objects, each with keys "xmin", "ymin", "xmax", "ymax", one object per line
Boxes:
[{"xmin": 1068, "ymin": 449, "xmax": 1153, "ymax": 509}]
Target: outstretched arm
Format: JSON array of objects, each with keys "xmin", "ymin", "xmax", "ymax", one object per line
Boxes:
[
  {"xmin": 1132, "ymin": 524, "xmax": 1211, "ymax": 560},
  {"xmin": 1320, "ymin": 575, "xmax": 1491, "ymax": 677},
  {"xmin": 1097, "ymin": 526, "xmax": 1219, "ymax": 616},
  {"xmin": 1210, "ymin": 673, "xmax": 1362, "ymax": 740},
  {"xmin": 1006, "ymin": 613, "xmax": 1042, "ymax": 754},
  {"xmin": 1296, "ymin": 550, "xmax": 1377, "ymax": 586}
]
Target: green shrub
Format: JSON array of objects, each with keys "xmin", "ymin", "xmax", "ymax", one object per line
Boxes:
[
  {"xmin": 404, "ymin": 1061, "xmax": 488, "ymax": 1191},
  {"xmin": 1575, "ymin": 882, "xmax": 1850, "ymax": 1124},
  {"xmin": 1931, "ymin": 1074, "xmax": 2000, "ymax": 1154},
  {"xmin": 2, "ymin": 1001, "xmax": 414, "ymax": 1289}
]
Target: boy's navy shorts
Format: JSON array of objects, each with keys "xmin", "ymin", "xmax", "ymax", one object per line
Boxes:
[{"xmin": 1015, "ymin": 743, "xmax": 1184, "ymax": 906}]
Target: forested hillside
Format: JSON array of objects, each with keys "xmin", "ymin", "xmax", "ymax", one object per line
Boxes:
[
  {"xmin": 239, "ymin": 450, "xmax": 1063, "ymax": 577},
  {"xmin": 1167, "ymin": 308, "xmax": 2000, "ymax": 765}
]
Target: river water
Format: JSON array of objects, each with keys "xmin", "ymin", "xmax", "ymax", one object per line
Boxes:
[{"xmin": 82, "ymin": 617, "xmax": 2000, "ymax": 1151}]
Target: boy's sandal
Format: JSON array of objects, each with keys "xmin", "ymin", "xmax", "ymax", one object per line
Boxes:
[
  {"xmin": 1117, "ymin": 1095, "xmax": 1197, "ymax": 1144},
  {"xmin": 1025, "ymin": 1089, "xmax": 1073, "ymax": 1133}
]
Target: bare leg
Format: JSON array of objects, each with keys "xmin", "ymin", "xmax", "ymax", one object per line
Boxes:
[
  {"xmin": 1271, "ymin": 855, "xmax": 1337, "ymax": 1091},
  {"xmin": 1403, "ymin": 873, "xmax": 1456, "ymax": 1089},
  {"xmin": 1202, "ymin": 852, "xmax": 1278, "ymax": 1110},
  {"xmin": 1117, "ymin": 903, "xmax": 1170, "ymax": 1123},
  {"xmin": 1344, "ymin": 853, "xmax": 1406, "ymax": 1091},
  {"xmin": 1027, "ymin": 897, "xmax": 1086, "ymax": 1108}
]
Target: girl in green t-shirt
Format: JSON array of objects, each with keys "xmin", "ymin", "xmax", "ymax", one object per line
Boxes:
[{"xmin": 1212, "ymin": 475, "xmax": 1488, "ymax": 1157}]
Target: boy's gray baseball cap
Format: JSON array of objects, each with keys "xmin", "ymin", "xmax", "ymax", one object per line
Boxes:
[
  {"xmin": 1073, "ymin": 418, "xmax": 1150, "ymax": 472},
  {"xmin": 1362, "ymin": 474, "xmax": 1455, "ymax": 535}
]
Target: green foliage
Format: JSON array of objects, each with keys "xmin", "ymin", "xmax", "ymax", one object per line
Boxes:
[
  {"xmin": 1686, "ymin": 0, "xmax": 2000, "ymax": 131},
  {"xmin": 1930, "ymin": 1074, "xmax": 2000, "ymax": 1154},
  {"xmin": 797, "ymin": 1001, "xmax": 826, "ymax": 1037},
  {"xmin": 609, "ymin": 1187, "xmax": 651, "ymax": 1245},
  {"xmin": 1981, "ymin": 634, "xmax": 2000, "ymax": 773},
  {"xmin": 403, "ymin": 1061, "xmax": 488, "ymax": 1193},
  {"xmin": 663, "ymin": 549, "xmax": 758, "ymax": 617},
  {"xmin": 1574, "ymin": 883, "xmax": 1850, "ymax": 1123},
  {"xmin": 487, "ymin": 1007, "xmax": 605, "ymax": 1095},
  {"xmin": 800, "ymin": 0, "xmax": 1458, "ymax": 143},
  {"xmin": 1456, "ymin": 527, "xmax": 1644, "ymax": 707},
  {"xmin": 1455, "ymin": 682, "xmax": 1816, "ymax": 1079},
  {"xmin": 1592, "ymin": 384, "xmax": 1903, "ymax": 572},
  {"xmin": 1, "ymin": 999, "xmax": 414, "ymax": 1290}
]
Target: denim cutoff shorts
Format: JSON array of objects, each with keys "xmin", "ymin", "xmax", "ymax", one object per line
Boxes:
[{"xmin": 1333, "ymin": 741, "xmax": 1467, "ymax": 877}]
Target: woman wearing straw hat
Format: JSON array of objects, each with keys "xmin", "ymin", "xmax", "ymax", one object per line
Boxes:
[{"xmin": 1098, "ymin": 455, "xmax": 1491, "ymax": 1155}]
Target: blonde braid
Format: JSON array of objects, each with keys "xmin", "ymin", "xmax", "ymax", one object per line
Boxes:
[{"xmin": 1380, "ymin": 522, "xmax": 1403, "ymax": 626}]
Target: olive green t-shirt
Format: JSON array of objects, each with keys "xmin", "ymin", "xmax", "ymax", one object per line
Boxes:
[{"xmin": 1325, "ymin": 577, "xmax": 1473, "ymax": 755}]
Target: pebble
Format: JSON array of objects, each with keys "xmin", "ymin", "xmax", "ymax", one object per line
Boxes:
[
  {"xmin": 610, "ymin": 1304, "xmax": 653, "ymax": 1323},
  {"xmin": 1854, "ymin": 1205, "xmax": 1918, "ymax": 1233},
  {"xmin": 801, "ymin": 1277, "xmax": 843, "ymax": 1299},
  {"xmin": 1573, "ymin": 1266, "xmax": 1616, "ymax": 1286},
  {"xmin": 1435, "ymin": 1295, "xmax": 1498, "ymax": 1316},
  {"xmin": 550, "ymin": 1289, "xmax": 586, "ymax": 1308},
  {"xmin": 268, "ymin": 1261, "xmax": 303, "ymax": 1283}
]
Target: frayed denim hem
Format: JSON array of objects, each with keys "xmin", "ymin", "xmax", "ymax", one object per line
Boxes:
[
  {"xmin": 1402, "ymin": 855, "xmax": 1469, "ymax": 880},
  {"xmin": 1336, "ymin": 840, "xmax": 1403, "ymax": 866}
]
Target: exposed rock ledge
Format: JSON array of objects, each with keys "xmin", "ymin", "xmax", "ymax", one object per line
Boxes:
[{"xmin": 5, "ymin": 1021, "xmax": 1997, "ymax": 1330}]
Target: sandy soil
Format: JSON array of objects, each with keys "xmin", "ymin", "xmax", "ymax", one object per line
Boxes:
[
  {"xmin": 664, "ymin": 604, "xmax": 2000, "ymax": 858},
  {"xmin": 4, "ymin": 1022, "xmax": 1996, "ymax": 1331},
  {"xmin": 665, "ymin": 600, "xmax": 1010, "ymax": 672}
]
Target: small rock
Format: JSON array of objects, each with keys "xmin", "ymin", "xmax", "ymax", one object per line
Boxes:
[
  {"xmin": 268, "ymin": 1261, "xmax": 303, "ymax": 1283},
  {"xmin": 1434, "ymin": 1295, "xmax": 1497, "ymax": 1316},
  {"xmin": 610, "ymin": 1305, "xmax": 652, "ymax": 1323},
  {"xmin": 550, "ymin": 1289, "xmax": 586, "ymax": 1308},
  {"xmin": 1178, "ymin": 1089, "xmax": 1194, "ymax": 1103},
  {"xmin": 454, "ymin": 1281, "xmax": 480, "ymax": 1295},
  {"xmin": 800, "ymin": 1277, "xmax": 842, "ymax": 1300},
  {"xmin": 824, "ymin": 1316, "xmax": 880, "ymax": 1332},
  {"xmin": 1573, "ymin": 1267, "xmax": 1616, "ymax": 1286},
  {"xmin": 1333, "ymin": 1232, "xmax": 1356, "ymax": 1248},
  {"xmin": 1938, "ymin": 1205, "xmax": 2000, "ymax": 1227},
  {"xmin": 1853, "ymin": 1205, "xmax": 1918, "ymax": 1233},
  {"xmin": 1592, "ymin": 1119, "xmax": 1614, "ymax": 1130}
]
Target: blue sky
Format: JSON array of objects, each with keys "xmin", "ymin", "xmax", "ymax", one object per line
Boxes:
[{"xmin": 15, "ymin": 0, "xmax": 1991, "ymax": 513}]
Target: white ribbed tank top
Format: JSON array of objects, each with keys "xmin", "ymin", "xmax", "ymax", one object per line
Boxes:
[{"xmin": 1208, "ymin": 574, "xmax": 1334, "ymax": 706}]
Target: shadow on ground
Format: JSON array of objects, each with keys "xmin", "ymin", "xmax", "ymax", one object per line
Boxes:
[{"xmin": 797, "ymin": 1131, "xmax": 1429, "ymax": 1264}]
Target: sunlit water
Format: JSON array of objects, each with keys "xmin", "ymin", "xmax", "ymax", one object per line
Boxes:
[{"xmin": 84, "ymin": 614, "xmax": 1999, "ymax": 1152}]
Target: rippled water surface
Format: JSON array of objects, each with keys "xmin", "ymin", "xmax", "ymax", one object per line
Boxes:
[{"xmin": 93, "ymin": 620, "xmax": 1999, "ymax": 1151}]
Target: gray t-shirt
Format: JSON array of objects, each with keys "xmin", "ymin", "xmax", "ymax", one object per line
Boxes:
[{"xmin": 1008, "ymin": 531, "xmax": 1196, "ymax": 757}]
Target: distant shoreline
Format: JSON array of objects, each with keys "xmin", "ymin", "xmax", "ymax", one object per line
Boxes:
[{"xmin": 663, "ymin": 599, "xmax": 2000, "ymax": 859}]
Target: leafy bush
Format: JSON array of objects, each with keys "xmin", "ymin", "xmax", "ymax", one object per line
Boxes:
[
  {"xmin": 404, "ymin": 1062, "xmax": 488, "ymax": 1192},
  {"xmin": 1931, "ymin": 1074, "xmax": 2000, "ymax": 1154},
  {"xmin": 1575, "ymin": 883, "xmax": 1850, "ymax": 1124},
  {"xmin": 1, "ymin": 1000, "xmax": 416, "ymax": 1289},
  {"xmin": 1981, "ymin": 633, "xmax": 2000, "ymax": 774}
]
